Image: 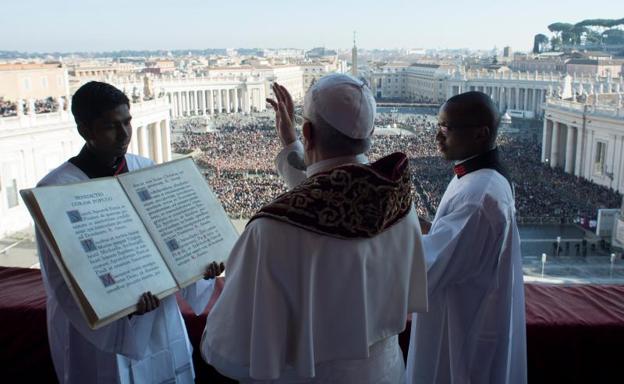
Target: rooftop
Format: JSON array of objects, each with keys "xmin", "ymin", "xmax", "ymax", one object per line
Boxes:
[{"xmin": 0, "ymin": 62, "xmax": 63, "ymax": 71}]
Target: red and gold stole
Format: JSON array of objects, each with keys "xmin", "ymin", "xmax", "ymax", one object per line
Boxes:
[{"xmin": 249, "ymin": 152, "xmax": 412, "ymax": 239}]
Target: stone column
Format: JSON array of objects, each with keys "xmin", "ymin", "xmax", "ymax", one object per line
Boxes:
[
  {"xmin": 208, "ymin": 90, "xmax": 214, "ymax": 115},
  {"xmin": 138, "ymin": 125, "xmax": 149, "ymax": 158},
  {"xmin": 225, "ymin": 89, "xmax": 231, "ymax": 113},
  {"xmin": 175, "ymin": 92, "xmax": 181, "ymax": 117},
  {"xmin": 195, "ymin": 91, "xmax": 201, "ymax": 115},
  {"xmin": 550, "ymin": 122, "xmax": 560, "ymax": 168},
  {"xmin": 161, "ymin": 119, "xmax": 172, "ymax": 162},
  {"xmin": 504, "ymin": 88, "xmax": 510, "ymax": 109},
  {"xmin": 565, "ymin": 126, "xmax": 576, "ymax": 174},
  {"xmin": 233, "ymin": 88, "xmax": 239, "ymax": 112},
  {"xmin": 614, "ymin": 135, "xmax": 624, "ymax": 190},
  {"xmin": 166, "ymin": 93, "xmax": 172, "ymax": 117},
  {"xmin": 181, "ymin": 92, "xmax": 187, "ymax": 116},
  {"xmin": 242, "ymin": 88, "xmax": 250, "ymax": 113},
  {"xmin": 202, "ymin": 90, "xmax": 208, "ymax": 114},
  {"xmin": 194, "ymin": 90, "xmax": 201, "ymax": 115},
  {"xmin": 167, "ymin": 93, "xmax": 174, "ymax": 117},
  {"xmin": 523, "ymin": 88, "xmax": 529, "ymax": 111},
  {"xmin": 250, "ymin": 88, "xmax": 257, "ymax": 112},
  {"xmin": 153, "ymin": 122, "xmax": 163, "ymax": 164},
  {"xmin": 574, "ymin": 127, "xmax": 584, "ymax": 177},
  {"xmin": 193, "ymin": 90, "xmax": 199, "ymax": 115},
  {"xmin": 186, "ymin": 91, "xmax": 191, "ymax": 115},
  {"xmin": 217, "ymin": 89, "xmax": 223, "ymax": 113},
  {"xmin": 541, "ymin": 119, "xmax": 552, "ymax": 163},
  {"xmin": 130, "ymin": 128, "xmax": 139, "ymax": 155},
  {"xmin": 259, "ymin": 85, "xmax": 267, "ymax": 112}
]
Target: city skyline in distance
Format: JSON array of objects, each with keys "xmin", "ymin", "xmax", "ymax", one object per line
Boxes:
[{"xmin": 2, "ymin": 0, "xmax": 623, "ymax": 53}]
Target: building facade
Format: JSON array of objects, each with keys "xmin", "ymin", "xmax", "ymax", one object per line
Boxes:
[
  {"xmin": 369, "ymin": 63, "xmax": 410, "ymax": 100},
  {"xmin": 404, "ymin": 64, "xmax": 454, "ymax": 103},
  {"xmin": 446, "ymin": 68, "xmax": 624, "ymax": 119},
  {"xmin": 509, "ymin": 55, "xmax": 567, "ymax": 73},
  {"xmin": 371, "ymin": 63, "xmax": 455, "ymax": 103},
  {"xmin": 542, "ymin": 94, "xmax": 624, "ymax": 192},
  {"xmin": 0, "ymin": 97, "xmax": 172, "ymax": 237},
  {"xmin": 566, "ymin": 59, "xmax": 623, "ymax": 78},
  {"xmin": 113, "ymin": 64, "xmax": 307, "ymax": 119},
  {"xmin": 0, "ymin": 63, "xmax": 69, "ymax": 102},
  {"xmin": 301, "ymin": 61, "xmax": 341, "ymax": 91}
]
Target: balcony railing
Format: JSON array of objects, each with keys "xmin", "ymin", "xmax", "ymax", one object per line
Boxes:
[{"xmin": 0, "ymin": 97, "xmax": 170, "ymax": 131}]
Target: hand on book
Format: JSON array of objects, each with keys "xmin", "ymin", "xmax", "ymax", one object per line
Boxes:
[
  {"xmin": 135, "ymin": 291, "xmax": 160, "ymax": 315},
  {"xmin": 204, "ymin": 261, "xmax": 225, "ymax": 280}
]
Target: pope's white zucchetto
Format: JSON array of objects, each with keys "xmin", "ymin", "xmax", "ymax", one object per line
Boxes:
[{"xmin": 303, "ymin": 73, "xmax": 376, "ymax": 139}]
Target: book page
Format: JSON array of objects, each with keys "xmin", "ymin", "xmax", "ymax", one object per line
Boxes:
[
  {"xmin": 118, "ymin": 157, "xmax": 237, "ymax": 287},
  {"xmin": 30, "ymin": 178, "xmax": 178, "ymax": 324},
  {"xmin": 21, "ymin": 189, "xmax": 100, "ymax": 326}
]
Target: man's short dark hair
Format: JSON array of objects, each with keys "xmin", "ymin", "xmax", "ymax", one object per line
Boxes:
[
  {"xmin": 71, "ymin": 81, "xmax": 129, "ymax": 125},
  {"xmin": 446, "ymin": 91, "xmax": 500, "ymax": 145}
]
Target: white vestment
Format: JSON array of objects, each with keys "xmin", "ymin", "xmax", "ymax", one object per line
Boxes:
[
  {"xmin": 406, "ymin": 169, "xmax": 527, "ymax": 384},
  {"xmin": 201, "ymin": 142, "xmax": 428, "ymax": 383},
  {"xmin": 36, "ymin": 153, "xmax": 215, "ymax": 384}
]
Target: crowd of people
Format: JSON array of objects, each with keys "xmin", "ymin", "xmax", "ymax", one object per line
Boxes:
[
  {"xmin": 33, "ymin": 97, "xmax": 61, "ymax": 114},
  {"xmin": 0, "ymin": 98, "xmax": 17, "ymax": 117},
  {"xmin": 0, "ymin": 96, "xmax": 61, "ymax": 117},
  {"xmin": 172, "ymin": 113, "xmax": 622, "ymax": 223}
]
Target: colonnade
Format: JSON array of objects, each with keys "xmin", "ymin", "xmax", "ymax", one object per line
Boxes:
[
  {"xmin": 165, "ymin": 86, "xmax": 265, "ymax": 118},
  {"xmin": 541, "ymin": 119, "xmax": 584, "ymax": 175},
  {"xmin": 450, "ymin": 84, "xmax": 547, "ymax": 116},
  {"xmin": 128, "ymin": 119, "xmax": 172, "ymax": 163}
]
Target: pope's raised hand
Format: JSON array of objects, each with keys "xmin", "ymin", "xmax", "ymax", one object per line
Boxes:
[{"xmin": 266, "ymin": 82, "xmax": 296, "ymax": 147}]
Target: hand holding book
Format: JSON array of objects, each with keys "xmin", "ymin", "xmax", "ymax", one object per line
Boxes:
[
  {"xmin": 204, "ymin": 261, "xmax": 225, "ymax": 280},
  {"xmin": 21, "ymin": 157, "xmax": 238, "ymax": 329}
]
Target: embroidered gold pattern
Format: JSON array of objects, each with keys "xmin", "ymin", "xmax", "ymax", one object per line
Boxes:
[{"xmin": 250, "ymin": 152, "xmax": 412, "ymax": 239}]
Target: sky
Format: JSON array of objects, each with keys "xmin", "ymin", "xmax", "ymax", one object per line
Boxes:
[{"xmin": 1, "ymin": 0, "xmax": 623, "ymax": 53}]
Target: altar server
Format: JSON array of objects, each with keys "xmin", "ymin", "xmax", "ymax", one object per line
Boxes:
[
  {"xmin": 36, "ymin": 81, "xmax": 222, "ymax": 384},
  {"xmin": 406, "ymin": 91, "xmax": 527, "ymax": 384}
]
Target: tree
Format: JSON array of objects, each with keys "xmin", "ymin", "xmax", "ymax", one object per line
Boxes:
[
  {"xmin": 575, "ymin": 18, "xmax": 624, "ymax": 45},
  {"xmin": 542, "ymin": 18, "xmax": 624, "ymax": 51},
  {"xmin": 548, "ymin": 23, "xmax": 575, "ymax": 46},
  {"xmin": 603, "ymin": 28, "xmax": 624, "ymax": 44},
  {"xmin": 548, "ymin": 22, "xmax": 574, "ymax": 34},
  {"xmin": 533, "ymin": 34, "xmax": 549, "ymax": 53},
  {"xmin": 550, "ymin": 36, "xmax": 562, "ymax": 51}
]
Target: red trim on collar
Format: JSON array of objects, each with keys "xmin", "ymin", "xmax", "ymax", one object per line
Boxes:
[
  {"xmin": 453, "ymin": 164, "xmax": 467, "ymax": 177},
  {"xmin": 113, "ymin": 157, "xmax": 127, "ymax": 176}
]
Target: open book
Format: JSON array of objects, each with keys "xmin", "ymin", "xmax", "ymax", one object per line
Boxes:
[{"xmin": 21, "ymin": 157, "xmax": 238, "ymax": 329}]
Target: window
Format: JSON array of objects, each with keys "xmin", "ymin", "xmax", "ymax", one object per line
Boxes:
[
  {"xmin": 6, "ymin": 178, "xmax": 18, "ymax": 208},
  {"xmin": 22, "ymin": 77, "xmax": 31, "ymax": 90},
  {"xmin": 41, "ymin": 77, "xmax": 49, "ymax": 89},
  {"xmin": 2, "ymin": 162, "xmax": 21, "ymax": 209},
  {"xmin": 594, "ymin": 142, "xmax": 607, "ymax": 175}
]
